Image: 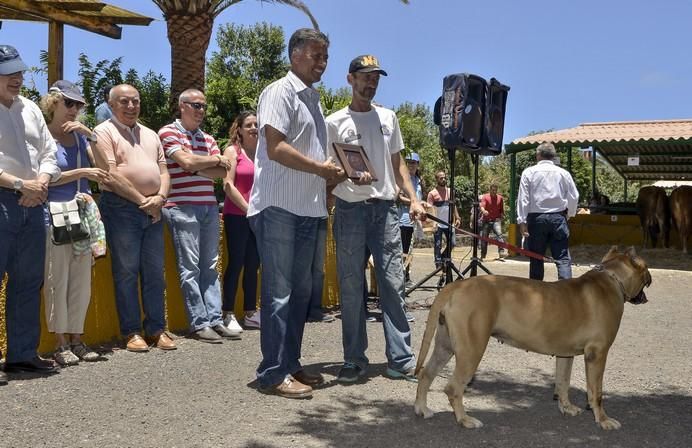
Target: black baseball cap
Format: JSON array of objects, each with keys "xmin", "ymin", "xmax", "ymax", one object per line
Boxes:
[
  {"xmin": 0, "ymin": 45, "xmax": 28, "ymax": 75},
  {"xmin": 348, "ymin": 55, "xmax": 388, "ymax": 76}
]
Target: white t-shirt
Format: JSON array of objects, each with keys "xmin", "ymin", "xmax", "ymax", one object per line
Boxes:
[{"xmin": 326, "ymin": 105, "xmax": 404, "ymax": 202}]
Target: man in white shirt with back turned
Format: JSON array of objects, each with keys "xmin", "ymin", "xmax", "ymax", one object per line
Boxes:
[{"xmin": 517, "ymin": 142, "xmax": 579, "ymax": 281}]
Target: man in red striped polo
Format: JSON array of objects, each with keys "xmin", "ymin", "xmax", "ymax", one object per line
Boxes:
[{"xmin": 159, "ymin": 89, "xmax": 240, "ymax": 343}]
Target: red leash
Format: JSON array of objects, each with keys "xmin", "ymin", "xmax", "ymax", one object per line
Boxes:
[{"xmin": 424, "ymin": 213, "xmax": 555, "ymax": 263}]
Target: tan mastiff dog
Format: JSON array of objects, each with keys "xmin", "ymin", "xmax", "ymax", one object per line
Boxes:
[{"xmin": 414, "ymin": 247, "xmax": 652, "ymax": 430}]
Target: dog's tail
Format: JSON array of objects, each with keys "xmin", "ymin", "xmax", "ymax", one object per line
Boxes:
[{"xmin": 415, "ymin": 285, "xmax": 455, "ymax": 376}]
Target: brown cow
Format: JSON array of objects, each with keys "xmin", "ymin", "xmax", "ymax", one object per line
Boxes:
[
  {"xmin": 670, "ymin": 185, "xmax": 692, "ymax": 253},
  {"xmin": 636, "ymin": 186, "xmax": 670, "ymax": 248}
]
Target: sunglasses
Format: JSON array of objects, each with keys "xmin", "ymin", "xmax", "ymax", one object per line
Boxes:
[
  {"xmin": 64, "ymin": 98, "xmax": 84, "ymax": 110},
  {"xmin": 184, "ymin": 101, "xmax": 208, "ymax": 111}
]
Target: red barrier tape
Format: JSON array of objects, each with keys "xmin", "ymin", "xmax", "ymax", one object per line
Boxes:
[{"xmin": 424, "ymin": 213, "xmax": 555, "ymax": 263}]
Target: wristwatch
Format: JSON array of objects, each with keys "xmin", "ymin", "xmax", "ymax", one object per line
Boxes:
[
  {"xmin": 87, "ymin": 133, "xmax": 98, "ymax": 143},
  {"xmin": 13, "ymin": 178, "xmax": 24, "ymax": 192}
]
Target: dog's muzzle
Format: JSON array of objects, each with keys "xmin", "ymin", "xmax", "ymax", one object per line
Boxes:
[{"xmin": 629, "ymin": 270, "xmax": 652, "ymax": 305}]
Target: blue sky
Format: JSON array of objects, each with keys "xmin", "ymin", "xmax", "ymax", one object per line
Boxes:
[{"xmin": 2, "ymin": 0, "xmax": 691, "ymax": 144}]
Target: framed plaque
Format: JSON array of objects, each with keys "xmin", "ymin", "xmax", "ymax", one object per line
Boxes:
[{"xmin": 332, "ymin": 142, "xmax": 378, "ymax": 181}]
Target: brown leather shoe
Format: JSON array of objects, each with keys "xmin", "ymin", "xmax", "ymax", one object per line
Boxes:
[
  {"xmin": 126, "ymin": 334, "xmax": 149, "ymax": 352},
  {"xmin": 292, "ymin": 369, "xmax": 324, "ymax": 386},
  {"xmin": 263, "ymin": 376, "xmax": 313, "ymax": 399},
  {"xmin": 151, "ymin": 332, "xmax": 177, "ymax": 350}
]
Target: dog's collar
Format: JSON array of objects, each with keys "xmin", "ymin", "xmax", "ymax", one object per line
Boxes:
[{"xmin": 592, "ymin": 264, "xmax": 628, "ymax": 301}]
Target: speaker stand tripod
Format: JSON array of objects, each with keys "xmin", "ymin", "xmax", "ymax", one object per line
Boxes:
[
  {"xmin": 405, "ymin": 148, "xmax": 464, "ymax": 296},
  {"xmin": 460, "ymin": 154, "xmax": 492, "ymax": 277}
]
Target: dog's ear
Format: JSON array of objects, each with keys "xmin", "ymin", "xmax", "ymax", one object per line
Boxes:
[
  {"xmin": 601, "ymin": 246, "xmax": 619, "ymax": 263},
  {"xmin": 625, "ymin": 246, "xmax": 637, "ymax": 258}
]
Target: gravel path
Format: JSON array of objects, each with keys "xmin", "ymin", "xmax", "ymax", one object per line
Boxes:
[{"xmin": 1, "ymin": 248, "xmax": 690, "ymax": 448}]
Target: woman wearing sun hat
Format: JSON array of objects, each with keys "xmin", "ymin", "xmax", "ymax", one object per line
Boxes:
[{"xmin": 40, "ymin": 80, "xmax": 110, "ymax": 366}]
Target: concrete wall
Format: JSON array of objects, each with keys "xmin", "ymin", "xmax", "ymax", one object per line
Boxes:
[{"xmin": 1, "ymin": 215, "xmax": 340, "ymax": 355}]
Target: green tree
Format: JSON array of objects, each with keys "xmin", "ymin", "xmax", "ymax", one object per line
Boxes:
[
  {"xmin": 153, "ymin": 0, "xmax": 318, "ymax": 114},
  {"xmin": 76, "ymin": 54, "xmax": 169, "ymax": 131},
  {"xmin": 205, "ymin": 22, "xmax": 288, "ymax": 138},
  {"xmin": 318, "ymin": 85, "xmax": 351, "ymax": 116}
]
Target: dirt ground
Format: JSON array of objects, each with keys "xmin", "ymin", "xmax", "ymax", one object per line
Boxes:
[{"xmin": 1, "ymin": 246, "xmax": 690, "ymax": 448}]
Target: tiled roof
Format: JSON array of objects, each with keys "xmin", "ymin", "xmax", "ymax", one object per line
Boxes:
[
  {"xmin": 506, "ymin": 119, "xmax": 692, "ymax": 181},
  {"xmin": 509, "ymin": 119, "xmax": 692, "ymax": 148}
]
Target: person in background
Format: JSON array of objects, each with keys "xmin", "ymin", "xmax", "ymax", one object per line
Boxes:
[
  {"xmin": 397, "ymin": 152, "xmax": 423, "ymax": 287},
  {"xmin": 41, "ymin": 80, "xmax": 110, "ymax": 366},
  {"xmin": 479, "ymin": 182, "xmax": 507, "ymax": 260},
  {"xmin": 93, "ymin": 84, "xmax": 176, "ymax": 352},
  {"xmin": 222, "ymin": 111, "xmax": 262, "ymax": 331},
  {"xmin": 517, "ymin": 142, "xmax": 579, "ymax": 281},
  {"xmin": 427, "ymin": 170, "xmax": 461, "ymax": 269},
  {"xmin": 159, "ymin": 89, "xmax": 239, "ymax": 344},
  {"xmin": 94, "ymin": 84, "xmax": 113, "ymax": 125},
  {"xmin": 0, "ymin": 45, "xmax": 61, "ymax": 380}
]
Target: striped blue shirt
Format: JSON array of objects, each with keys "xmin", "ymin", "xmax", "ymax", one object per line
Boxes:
[{"xmin": 247, "ymin": 71, "xmax": 328, "ymax": 218}]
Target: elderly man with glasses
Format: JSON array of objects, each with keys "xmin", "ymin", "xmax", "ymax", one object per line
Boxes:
[
  {"xmin": 92, "ymin": 84, "xmax": 176, "ymax": 352},
  {"xmin": 0, "ymin": 45, "xmax": 61, "ymax": 382},
  {"xmin": 158, "ymin": 89, "xmax": 239, "ymax": 344}
]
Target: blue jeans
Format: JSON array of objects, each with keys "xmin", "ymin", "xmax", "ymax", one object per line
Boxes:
[
  {"xmin": 527, "ymin": 212, "xmax": 572, "ymax": 281},
  {"xmin": 163, "ymin": 205, "xmax": 223, "ymax": 331},
  {"xmin": 100, "ymin": 192, "xmax": 166, "ymax": 337},
  {"xmin": 307, "ymin": 217, "xmax": 327, "ymax": 320},
  {"xmin": 334, "ymin": 198, "xmax": 414, "ymax": 372},
  {"xmin": 433, "ymin": 227, "xmax": 454, "ymax": 268},
  {"xmin": 0, "ymin": 191, "xmax": 45, "ymax": 363},
  {"xmin": 222, "ymin": 214, "xmax": 260, "ymax": 313},
  {"xmin": 480, "ymin": 219, "xmax": 506, "ymax": 258},
  {"xmin": 249, "ymin": 207, "xmax": 323, "ymax": 388}
]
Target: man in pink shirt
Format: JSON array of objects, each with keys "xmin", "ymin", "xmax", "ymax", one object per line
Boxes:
[
  {"xmin": 93, "ymin": 84, "xmax": 175, "ymax": 352},
  {"xmin": 159, "ymin": 89, "xmax": 239, "ymax": 343}
]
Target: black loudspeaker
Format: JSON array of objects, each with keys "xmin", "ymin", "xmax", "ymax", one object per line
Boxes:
[
  {"xmin": 433, "ymin": 73, "xmax": 509, "ymax": 156},
  {"xmin": 482, "ymin": 78, "xmax": 510, "ymax": 153}
]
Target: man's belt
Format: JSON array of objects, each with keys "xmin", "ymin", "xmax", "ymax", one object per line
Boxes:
[{"xmin": 0, "ymin": 186, "xmax": 21, "ymax": 196}]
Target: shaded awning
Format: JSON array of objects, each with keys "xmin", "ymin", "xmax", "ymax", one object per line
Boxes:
[
  {"xmin": 505, "ymin": 119, "xmax": 692, "ymax": 181},
  {"xmin": 0, "ymin": 0, "xmax": 154, "ymax": 85}
]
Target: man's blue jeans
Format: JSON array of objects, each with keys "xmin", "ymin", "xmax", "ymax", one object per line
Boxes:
[
  {"xmin": 307, "ymin": 217, "xmax": 327, "ymax": 320},
  {"xmin": 0, "ymin": 191, "xmax": 45, "ymax": 363},
  {"xmin": 334, "ymin": 198, "xmax": 415, "ymax": 372},
  {"xmin": 433, "ymin": 227, "xmax": 454, "ymax": 268},
  {"xmin": 100, "ymin": 192, "xmax": 166, "ymax": 337},
  {"xmin": 527, "ymin": 212, "xmax": 572, "ymax": 281},
  {"xmin": 480, "ymin": 219, "xmax": 506, "ymax": 258},
  {"xmin": 163, "ymin": 205, "xmax": 223, "ymax": 331},
  {"xmin": 249, "ymin": 207, "xmax": 322, "ymax": 388}
]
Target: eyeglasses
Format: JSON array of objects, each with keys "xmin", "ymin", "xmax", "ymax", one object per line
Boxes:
[
  {"xmin": 184, "ymin": 101, "xmax": 208, "ymax": 111},
  {"xmin": 64, "ymin": 98, "xmax": 84, "ymax": 110}
]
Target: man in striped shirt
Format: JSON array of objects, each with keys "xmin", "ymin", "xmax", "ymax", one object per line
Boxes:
[
  {"xmin": 159, "ymin": 89, "xmax": 240, "ymax": 343},
  {"xmin": 248, "ymin": 28, "xmax": 343, "ymax": 399}
]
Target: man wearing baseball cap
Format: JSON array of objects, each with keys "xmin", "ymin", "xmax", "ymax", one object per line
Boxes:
[
  {"xmin": 327, "ymin": 54, "xmax": 425, "ymax": 383},
  {"xmin": 0, "ymin": 45, "xmax": 61, "ymax": 382}
]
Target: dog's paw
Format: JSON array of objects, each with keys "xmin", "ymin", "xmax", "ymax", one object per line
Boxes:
[
  {"xmin": 599, "ymin": 417, "xmax": 621, "ymax": 430},
  {"xmin": 559, "ymin": 402, "xmax": 583, "ymax": 417},
  {"xmin": 459, "ymin": 415, "xmax": 484, "ymax": 429},
  {"xmin": 414, "ymin": 403, "xmax": 434, "ymax": 419}
]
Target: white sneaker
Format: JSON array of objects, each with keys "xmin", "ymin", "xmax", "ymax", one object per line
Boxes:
[
  {"xmin": 223, "ymin": 313, "xmax": 243, "ymax": 334},
  {"xmin": 244, "ymin": 310, "xmax": 261, "ymax": 329}
]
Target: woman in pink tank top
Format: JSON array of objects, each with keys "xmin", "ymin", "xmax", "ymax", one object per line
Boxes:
[{"xmin": 221, "ymin": 112, "xmax": 261, "ymax": 332}]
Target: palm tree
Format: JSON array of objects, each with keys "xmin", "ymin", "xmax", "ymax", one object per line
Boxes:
[{"xmin": 153, "ymin": 0, "xmax": 319, "ymax": 112}]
